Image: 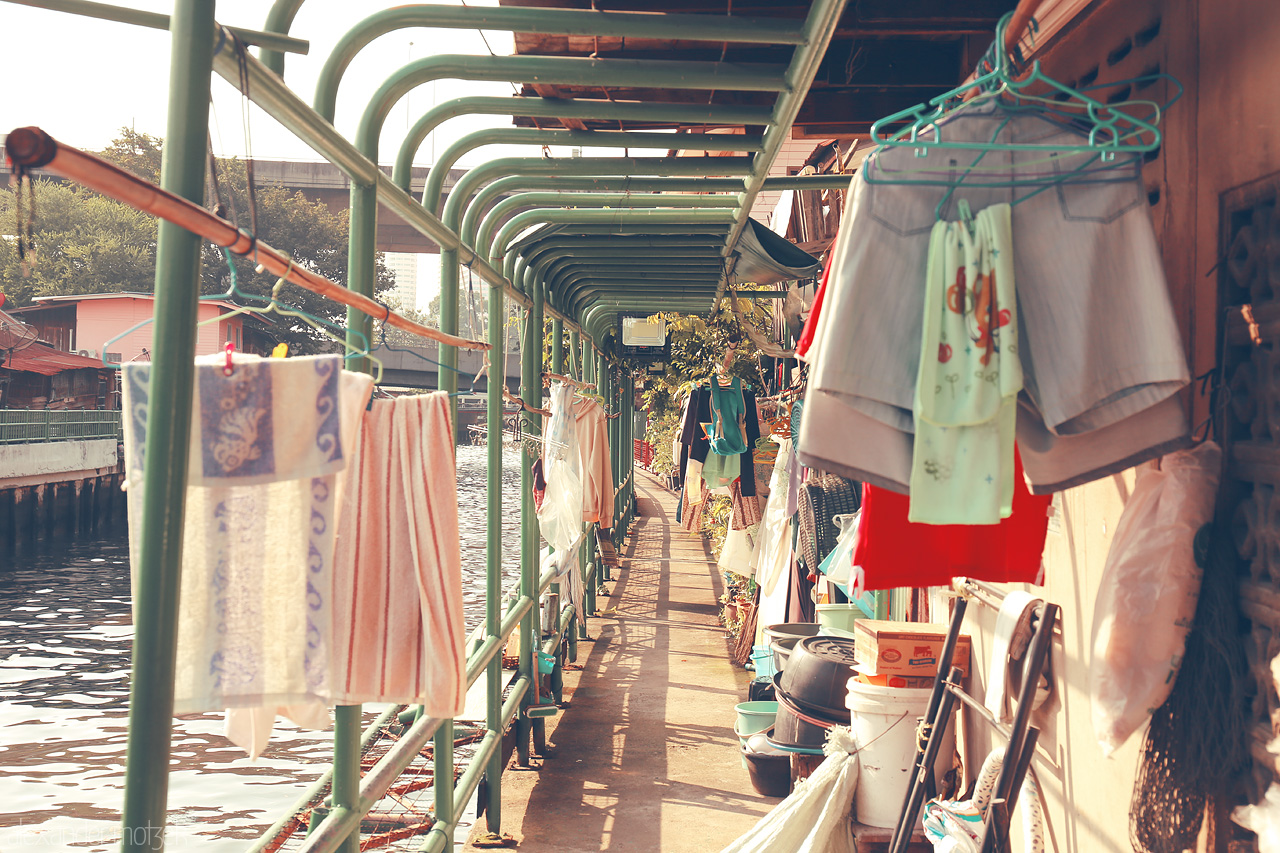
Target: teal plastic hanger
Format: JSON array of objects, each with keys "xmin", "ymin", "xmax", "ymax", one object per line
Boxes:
[
  {"xmin": 103, "ymin": 248, "xmax": 377, "ymax": 374},
  {"xmin": 869, "ymin": 12, "xmax": 1176, "ymax": 161},
  {"xmin": 101, "ymin": 248, "xmax": 268, "ymax": 368}
]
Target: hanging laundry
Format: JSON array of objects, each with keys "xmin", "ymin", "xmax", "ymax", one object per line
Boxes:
[
  {"xmin": 224, "ymin": 366, "xmax": 374, "ymax": 757},
  {"xmin": 795, "ymin": 260, "xmax": 830, "ymax": 361},
  {"xmin": 800, "ymin": 104, "xmax": 1190, "ymax": 495},
  {"xmin": 539, "ymin": 382, "xmax": 585, "ymax": 550},
  {"xmin": 327, "ymin": 392, "xmax": 466, "ymax": 720},
  {"xmin": 572, "ymin": 393, "xmax": 615, "ymax": 529},
  {"xmin": 910, "ymin": 203, "xmax": 1020, "ymax": 524},
  {"xmin": 702, "ymin": 443, "xmax": 741, "ymax": 491},
  {"xmin": 796, "ymin": 472, "xmax": 861, "ymax": 571},
  {"xmin": 678, "ymin": 381, "xmax": 762, "ymax": 497},
  {"xmin": 531, "ymin": 458, "xmax": 547, "ymax": 512},
  {"xmin": 122, "ymin": 354, "xmax": 371, "ymax": 755},
  {"xmin": 851, "ymin": 448, "xmax": 1051, "ymax": 591},
  {"xmin": 730, "ymin": 479, "xmax": 763, "ymax": 530},
  {"xmin": 709, "ymin": 376, "xmax": 749, "ymax": 455}
]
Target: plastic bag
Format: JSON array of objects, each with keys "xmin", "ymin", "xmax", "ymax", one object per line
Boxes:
[
  {"xmin": 538, "ymin": 383, "xmax": 583, "ymax": 552},
  {"xmin": 720, "ymin": 726, "xmax": 859, "ymax": 853},
  {"xmin": 816, "ymin": 513, "xmax": 876, "ymax": 616},
  {"xmin": 1233, "ymin": 782, "xmax": 1280, "ymax": 853},
  {"xmin": 1090, "ymin": 441, "xmax": 1221, "ymax": 756},
  {"xmin": 923, "ymin": 748, "xmax": 1043, "ymax": 853}
]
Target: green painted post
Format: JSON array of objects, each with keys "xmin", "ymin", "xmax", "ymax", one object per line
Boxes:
[
  {"xmin": 484, "ymin": 275, "xmax": 504, "ymax": 833},
  {"xmin": 517, "ymin": 280, "xmax": 544, "ymax": 767},
  {"xmin": 579, "ymin": 347, "xmax": 595, "ymax": 640},
  {"xmin": 440, "ymin": 248, "xmax": 460, "ymax": 441},
  {"xmin": 332, "ymin": 130, "xmax": 379, "ymax": 853},
  {"xmin": 548, "ymin": 316, "xmax": 565, "ymax": 680},
  {"xmin": 568, "ymin": 331, "xmax": 580, "ymax": 380},
  {"xmin": 119, "ymin": 2, "xmax": 214, "ymax": 850}
]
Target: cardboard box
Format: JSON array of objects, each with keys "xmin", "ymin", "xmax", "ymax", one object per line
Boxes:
[{"xmin": 854, "ymin": 620, "xmax": 971, "ymax": 677}]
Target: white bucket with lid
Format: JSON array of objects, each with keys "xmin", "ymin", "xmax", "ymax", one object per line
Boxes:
[{"xmin": 846, "ymin": 678, "xmax": 955, "ymax": 828}]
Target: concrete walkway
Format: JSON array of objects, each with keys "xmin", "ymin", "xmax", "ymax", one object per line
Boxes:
[{"xmin": 467, "ymin": 470, "xmax": 775, "ymax": 852}]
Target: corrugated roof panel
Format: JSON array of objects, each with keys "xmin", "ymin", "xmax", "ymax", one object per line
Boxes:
[{"xmin": 3, "ymin": 345, "xmax": 111, "ymax": 376}]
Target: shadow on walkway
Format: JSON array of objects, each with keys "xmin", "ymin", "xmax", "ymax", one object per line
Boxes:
[{"xmin": 467, "ymin": 471, "xmax": 775, "ymax": 852}]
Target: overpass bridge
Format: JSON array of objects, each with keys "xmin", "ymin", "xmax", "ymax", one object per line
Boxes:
[{"xmin": 0, "ymin": 143, "xmax": 468, "ymax": 255}]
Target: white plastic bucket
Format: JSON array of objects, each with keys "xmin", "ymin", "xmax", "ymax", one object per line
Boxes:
[{"xmin": 846, "ymin": 678, "xmax": 955, "ymax": 828}]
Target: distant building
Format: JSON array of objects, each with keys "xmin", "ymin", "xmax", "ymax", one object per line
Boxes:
[
  {"xmin": 383, "ymin": 253, "xmax": 420, "ymax": 309},
  {"xmin": 10, "ymin": 293, "xmax": 276, "ymax": 364},
  {"xmin": 0, "ymin": 306, "xmax": 115, "ymax": 409}
]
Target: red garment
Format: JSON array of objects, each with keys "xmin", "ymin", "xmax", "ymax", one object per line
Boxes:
[
  {"xmin": 852, "ymin": 449, "xmax": 1052, "ymax": 591},
  {"xmin": 796, "ymin": 261, "xmax": 830, "ymax": 359}
]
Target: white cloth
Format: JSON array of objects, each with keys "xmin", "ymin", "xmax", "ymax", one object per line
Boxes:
[
  {"xmin": 123, "ymin": 356, "xmax": 371, "ymax": 758},
  {"xmin": 754, "ymin": 437, "xmax": 796, "ymax": 597},
  {"xmin": 720, "ymin": 726, "xmax": 860, "ymax": 853},
  {"xmin": 983, "ymin": 590, "xmax": 1041, "ymax": 723},
  {"xmin": 539, "ymin": 383, "xmax": 584, "ymax": 550}
]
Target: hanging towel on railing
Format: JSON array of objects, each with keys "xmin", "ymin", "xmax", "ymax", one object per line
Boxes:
[
  {"xmin": 573, "ymin": 395, "xmax": 615, "ymax": 529},
  {"xmin": 122, "ymin": 355, "xmax": 371, "ymax": 742},
  {"xmin": 327, "ymin": 392, "xmax": 466, "ymax": 719}
]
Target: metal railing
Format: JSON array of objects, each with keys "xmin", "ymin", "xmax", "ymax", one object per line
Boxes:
[{"xmin": 0, "ymin": 410, "xmax": 122, "ymax": 445}]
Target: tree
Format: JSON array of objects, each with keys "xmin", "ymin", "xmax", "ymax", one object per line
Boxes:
[
  {"xmin": 0, "ymin": 129, "xmax": 394, "ymax": 356},
  {"xmin": 0, "ymin": 180, "xmax": 158, "ymax": 304},
  {"xmin": 639, "ymin": 296, "xmax": 775, "ymax": 417},
  {"xmin": 100, "ymin": 128, "xmax": 163, "ymax": 184}
]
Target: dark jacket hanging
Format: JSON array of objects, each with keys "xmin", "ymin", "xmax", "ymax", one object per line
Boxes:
[{"xmin": 677, "ymin": 383, "xmax": 761, "ymax": 497}]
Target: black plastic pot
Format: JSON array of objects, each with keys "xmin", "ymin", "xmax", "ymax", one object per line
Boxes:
[
  {"xmin": 768, "ymin": 673, "xmax": 849, "ymax": 752},
  {"xmin": 741, "ymin": 736, "xmax": 792, "ymax": 798},
  {"xmin": 778, "ymin": 634, "xmax": 860, "ymax": 716}
]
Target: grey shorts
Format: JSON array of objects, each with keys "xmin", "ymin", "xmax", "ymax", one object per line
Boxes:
[{"xmin": 800, "ymin": 105, "xmax": 1190, "ymax": 490}]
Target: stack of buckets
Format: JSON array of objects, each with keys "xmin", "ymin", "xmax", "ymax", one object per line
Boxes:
[{"xmin": 811, "ymin": 608, "xmax": 955, "ymax": 828}]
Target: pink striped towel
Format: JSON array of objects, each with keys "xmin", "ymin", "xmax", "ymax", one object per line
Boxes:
[{"xmin": 329, "ymin": 392, "xmax": 466, "ymax": 717}]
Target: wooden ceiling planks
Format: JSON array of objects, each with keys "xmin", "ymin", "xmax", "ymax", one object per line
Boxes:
[{"xmin": 497, "ymin": 0, "xmax": 1013, "ymax": 137}]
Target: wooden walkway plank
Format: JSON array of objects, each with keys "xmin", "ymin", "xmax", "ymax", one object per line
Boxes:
[{"xmin": 466, "ymin": 470, "xmax": 775, "ymax": 852}]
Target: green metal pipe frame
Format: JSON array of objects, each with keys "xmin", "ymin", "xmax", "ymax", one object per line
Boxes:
[
  {"xmin": 119, "ymin": 1, "xmax": 214, "ymax": 850},
  {"xmin": 89, "ymin": 0, "xmax": 859, "ymax": 845},
  {"xmin": 421, "ymin": 127, "xmax": 766, "ymax": 216},
  {"xmin": 475, "ymin": 192, "xmax": 740, "ymax": 260},
  {"xmin": 459, "ymin": 175, "xmax": 849, "ymax": 246},
  {"xmin": 395, "ymin": 96, "xmax": 775, "ymax": 187},
  {"xmin": 8, "ymin": 0, "xmax": 310, "ymax": 54},
  {"xmin": 490, "ymin": 209, "xmax": 738, "ymax": 266},
  {"xmin": 711, "ymin": 0, "xmax": 850, "ymax": 313},
  {"xmin": 259, "ymin": 0, "xmax": 306, "ymax": 73},
  {"xmin": 314, "ymin": 4, "xmax": 805, "ymax": 121},
  {"xmin": 351, "ymin": 54, "xmax": 788, "ymax": 162}
]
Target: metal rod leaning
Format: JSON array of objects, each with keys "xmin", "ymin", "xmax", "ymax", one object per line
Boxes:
[
  {"xmin": 889, "ymin": 596, "xmax": 969, "ymax": 853},
  {"xmin": 890, "ymin": 665, "xmax": 964, "ymax": 853}
]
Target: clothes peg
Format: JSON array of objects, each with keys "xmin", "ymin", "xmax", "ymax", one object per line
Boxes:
[{"xmin": 224, "ymin": 342, "xmax": 235, "ymax": 376}]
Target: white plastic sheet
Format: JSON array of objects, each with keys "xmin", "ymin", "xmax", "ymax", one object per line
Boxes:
[
  {"xmin": 1234, "ymin": 782, "xmax": 1280, "ymax": 852},
  {"xmin": 1090, "ymin": 441, "xmax": 1221, "ymax": 756},
  {"xmin": 719, "ymin": 727, "xmax": 859, "ymax": 853},
  {"xmin": 539, "ymin": 383, "xmax": 585, "ymax": 619},
  {"xmin": 538, "ymin": 382, "xmax": 584, "ymax": 551}
]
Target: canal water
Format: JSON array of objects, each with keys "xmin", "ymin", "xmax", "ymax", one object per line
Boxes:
[{"xmin": 0, "ymin": 445, "xmax": 523, "ymax": 851}]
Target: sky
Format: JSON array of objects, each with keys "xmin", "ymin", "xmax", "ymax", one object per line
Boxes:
[
  {"xmin": 0, "ymin": 0, "xmax": 596, "ymax": 165},
  {"xmin": 1, "ymin": 0, "xmax": 652, "ymax": 309},
  {"xmin": 0, "ymin": 1, "xmax": 796, "ymax": 310}
]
